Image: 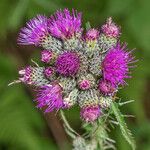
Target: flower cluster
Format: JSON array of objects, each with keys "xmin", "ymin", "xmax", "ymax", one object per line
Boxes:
[{"xmin": 17, "ymin": 8, "xmax": 136, "ymax": 122}]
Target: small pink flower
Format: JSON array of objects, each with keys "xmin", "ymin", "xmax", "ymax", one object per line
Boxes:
[
  {"xmin": 80, "ymin": 105, "xmax": 101, "ymax": 122},
  {"xmin": 41, "ymin": 50, "xmax": 53, "ymax": 63},
  {"xmin": 98, "ymin": 79, "xmax": 116, "ymax": 95},
  {"xmin": 19, "ymin": 66, "xmax": 32, "ymax": 84},
  {"xmin": 79, "ymin": 80, "xmax": 91, "ymax": 90},
  {"xmin": 101, "ymin": 17, "xmax": 120, "ymax": 38},
  {"xmin": 85, "ymin": 29, "xmax": 99, "ymax": 40},
  {"xmin": 44, "ymin": 67, "xmax": 54, "ymax": 78}
]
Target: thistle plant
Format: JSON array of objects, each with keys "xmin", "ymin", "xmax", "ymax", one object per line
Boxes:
[{"xmin": 10, "ymin": 8, "xmax": 137, "ymax": 150}]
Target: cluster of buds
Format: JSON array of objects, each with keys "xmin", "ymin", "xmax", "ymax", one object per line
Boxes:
[{"xmin": 16, "ymin": 8, "xmax": 136, "ymax": 122}]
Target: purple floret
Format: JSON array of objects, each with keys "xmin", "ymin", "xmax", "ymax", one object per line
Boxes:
[
  {"xmin": 80, "ymin": 105, "xmax": 101, "ymax": 122},
  {"xmin": 44, "ymin": 67, "xmax": 54, "ymax": 78},
  {"xmin": 85, "ymin": 29, "xmax": 99, "ymax": 40},
  {"xmin": 36, "ymin": 83, "xmax": 64, "ymax": 112},
  {"xmin": 55, "ymin": 51, "xmax": 80, "ymax": 76},
  {"xmin": 48, "ymin": 8, "xmax": 82, "ymax": 39},
  {"xmin": 79, "ymin": 80, "xmax": 91, "ymax": 90},
  {"xmin": 19, "ymin": 66, "xmax": 32, "ymax": 84},
  {"xmin": 41, "ymin": 50, "xmax": 53, "ymax": 63},
  {"xmin": 102, "ymin": 43, "xmax": 136, "ymax": 86},
  {"xmin": 101, "ymin": 17, "xmax": 120, "ymax": 38},
  {"xmin": 18, "ymin": 15, "xmax": 49, "ymax": 45},
  {"xmin": 98, "ymin": 79, "xmax": 117, "ymax": 95}
]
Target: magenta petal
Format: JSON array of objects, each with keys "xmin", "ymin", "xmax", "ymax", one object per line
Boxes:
[
  {"xmin": 18, "ymin": 15, "xmax": 49, "ymax": 45},
  {"xmin": 102, "ymin": 43, "xmax": 136, "ymax": 86},
  {"xmin": 55, "ymin": 51, "xmax": 80, "ymax": 76},
  {"xmin": 36, "ymin": 84, "xmax": 63, "ymax": 112},
  {"xmin": 80, "ymin": 105, "xmax": 101, "ymax": 122},
  {"xmin": 48, "ymin": 8, "xmax": 82, "ymax": 39}
]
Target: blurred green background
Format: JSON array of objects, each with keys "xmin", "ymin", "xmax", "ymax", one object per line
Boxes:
[{"xmin": 0, "ymin": 0, "xmax": 150, "ymax": 149}]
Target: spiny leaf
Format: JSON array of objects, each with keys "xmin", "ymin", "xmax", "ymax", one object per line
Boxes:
[
  {"xmin": 111, "ymin": 102, "xmax": 136, "ymax": 150},
  {"xmin": 94, "ymin": 118, "xmax": 116, "ymax": 150}
]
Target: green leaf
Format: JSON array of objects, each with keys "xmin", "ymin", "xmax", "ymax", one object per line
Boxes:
[
  {"xmin": 85, "ymin": 22, "xmax": 91, "ymax": 31},
  {"xmin": 111, "ymin": 102, "xmax": 136, "ymax": 150}
]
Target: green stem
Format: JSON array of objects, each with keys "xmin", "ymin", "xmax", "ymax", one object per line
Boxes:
[
  {"xmin": 60, "ymin": 110, "xmax": 79, "ymax": 138},
  {"xmin": 82, "ymin": 115, "xmax": 116, "ymax": 150}
]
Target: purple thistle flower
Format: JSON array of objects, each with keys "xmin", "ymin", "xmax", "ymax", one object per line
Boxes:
[
  {"xmin": 78, "ymin": 74, "xmax": 95, "ymax": 90},
  {"xmin": 101, "ymin": 17, "xmax": 120, "ymax": 38},
  {"xmin": 85, "ymin": 29, "xmax": 99, "ymax": 40},
  {"xmin": 18, "ymin": 15, "xmax": 49, "ymax": 45},
  {"xmin": 41, "ymin": 50, "xmax": 53, "ymax": 63},
  {"xmin": 44, "ymin": 67, "xmax": 54, "ymax": 78},
  {"xmin": 55, "ymin": 51, "xmax": 80, "ymax": 76},
  {"xmin": 98, "ymin": 79, "xmax": 117, "ymax": 95},
  {"xmin": 19, "ymin": 66, "xmax": 50, "ymax": 86},
  {"xmin": 79, "ymin": 80, "xmax": 91, "ymax": 90},
  {"xmin": 19, "ymin": 66, "xmax": 32, "ymax": 84},
  {"xmin": 48, "ymin": 8, "xmax": 82, "ymax": 39},
  {"xmin": 15, "ymin": 9, "xmax": 138, "ymax": 125},
  {"xmin": 102, "ymin": 43, "xmax": 135, "ymax": 86},
  {"xmin": 80, "ymin": 105, "xmax": 101, "ymax": 122},
  {"xmin": 36, "ymin": 83, "xmax": 64, "ymax": 112}
]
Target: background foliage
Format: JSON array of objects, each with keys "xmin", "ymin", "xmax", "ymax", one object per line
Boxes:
[{"xmin": 0, "ymin": 0, "xmax": 150, "ymax": 149}]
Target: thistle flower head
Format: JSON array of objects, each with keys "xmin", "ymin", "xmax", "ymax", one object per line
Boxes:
[
  {"xmin": 18, "ymin": 15, "xmax": 49, "ymax": 45},
  {"xmin": 101, "ymin": 17, "xmax": 120, "ymax": 38},
  {"xmin": 36, "ymin": 83, "xmax": 64, "ymax": 112},
  {"xmin": 48, "ymin": 8, "xmax": 82, "ymax": 39},
  {"xmin": 79, "ymin": 80, "xmax": 90, "ymax": 90},
  {"xmin": 98, "ymin": 79, "xmax": 117, "ymax": 95},
  {"xmin": 80, "ymin": 105, "xmax": 101, "ymax": 122},
  {"xmin": 78, "ymin": 74, "xmax": 95, "ymax": 90},
  {"xmin": 55, "ymin": 51, "xmax": 80, "ymax": 76},
  {"xmin": 85, "ymin": 28, "xmax": 99, "ymax": 40},
  {"xmin": 44, "ymin": 67, "xmax": 54, "ymax": 78},
  {"xmin": 19, "ymin": 66, "xmax": 32, "ymax": 84},
  {"xmin": 15, "ymin": 9, "xmax": 137, "ymax": 125},
  {"xmin": 78, "ymin": 89, "xmax": 100, "ymax": 122},
  {"xmin": 102, "ymin": 43, "xmax": 135, "ymax": 86},
  {"xmin": 41, "ymin": 50, "xmax": 53, "ymax": 63},
  {"xmin": 19, "ymin": 66, "xmax": 49, "ymax": 86}
]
